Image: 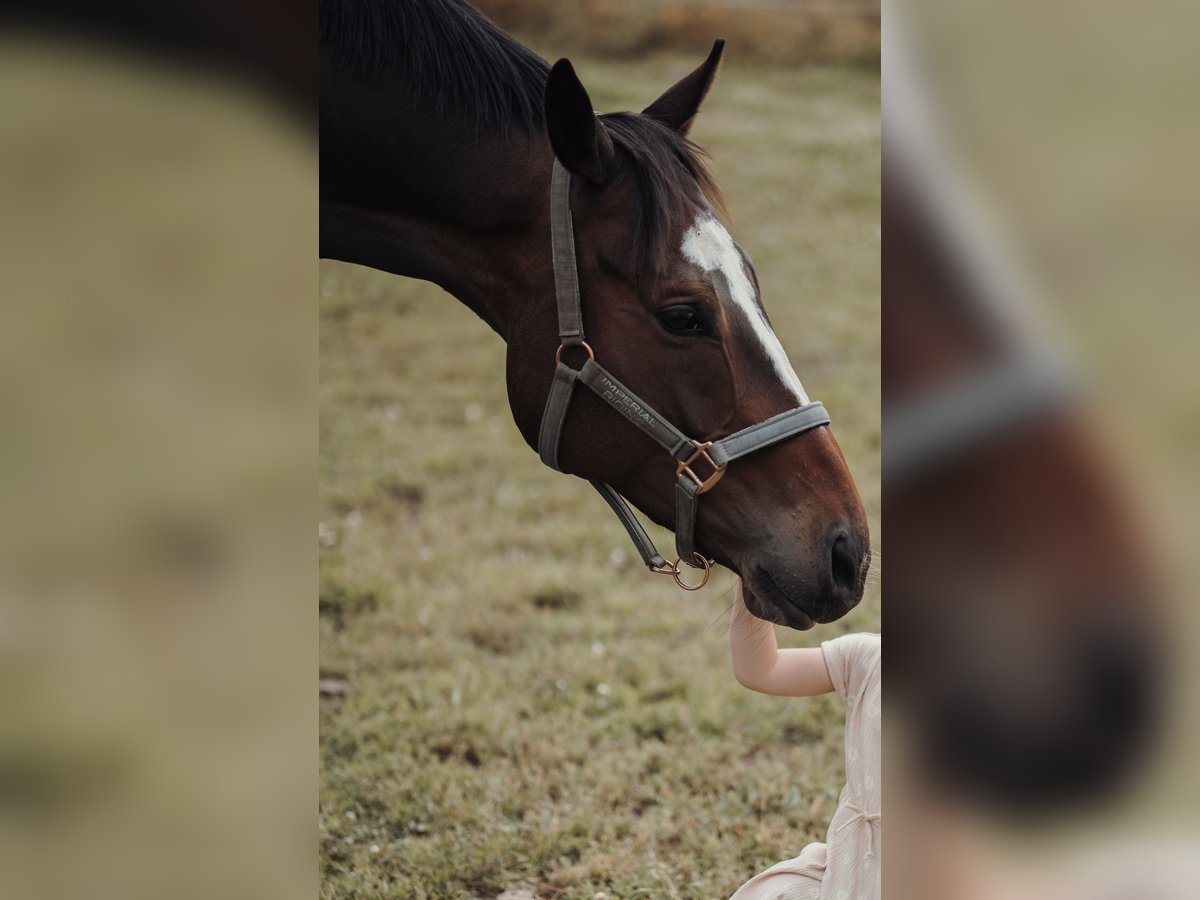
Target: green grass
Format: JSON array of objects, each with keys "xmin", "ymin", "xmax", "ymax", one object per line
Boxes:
[{"xmin": 320, "ymin": 56, "xmax": 879, "ymax": 899}]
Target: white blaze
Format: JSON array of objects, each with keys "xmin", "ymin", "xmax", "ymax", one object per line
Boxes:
[{"xmin": 681, "ymin": 213, "xmax": 810, "ymax": 403}]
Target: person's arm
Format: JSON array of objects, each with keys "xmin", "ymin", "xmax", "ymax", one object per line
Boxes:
[{"xmin": 730, "ymin": 582, "xmax": 834, "ymax": 697}]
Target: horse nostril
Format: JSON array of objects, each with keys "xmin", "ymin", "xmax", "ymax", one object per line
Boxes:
[
  {"xmin": 831, "ymin": 532, "xmax": 858, "ymax": 593},
  {"xmin": 1083, "ymin": 618, "xmax": 1158, "ymax": 741}
]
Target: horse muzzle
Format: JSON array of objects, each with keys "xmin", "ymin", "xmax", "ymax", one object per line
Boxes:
[{"xmin": 738, "ymin": 524, "xmax": 870, "ymax": 629}]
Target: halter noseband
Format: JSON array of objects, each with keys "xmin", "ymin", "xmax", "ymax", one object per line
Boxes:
[{"xmin": 537, "ymin": 160, "xmax": 831, "ymax": 590}]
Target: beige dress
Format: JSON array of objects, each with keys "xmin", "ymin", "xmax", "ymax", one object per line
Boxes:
[{"xmin": 730, "ymin": 633, "xmax": 881, "ymax": 900}]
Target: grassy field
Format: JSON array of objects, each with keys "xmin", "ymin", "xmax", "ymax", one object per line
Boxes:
[{"xmin": 320, "ymin": 54, "xmax": 879, "ymax": 899}]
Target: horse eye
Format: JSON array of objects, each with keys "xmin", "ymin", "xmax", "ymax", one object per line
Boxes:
[{"xmin": 656, "ymin": 304, "xmax": 708, "ymax": 336}]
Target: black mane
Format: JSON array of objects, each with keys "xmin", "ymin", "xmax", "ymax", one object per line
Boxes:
[
  {"xmin": 321, "ymin": 0, "xmax": 724, "ymax": 259},
  {"xmin": 320, "ymin": 0, "xmax": 549, "ymax": 134}
]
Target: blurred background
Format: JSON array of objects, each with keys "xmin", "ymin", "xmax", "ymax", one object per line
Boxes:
[
  {"xmin": 318, "ymin": 3, "xmax": 879, "ymax": 897},
  {"xmin": 472, "ymin": 0, "xmax": 878, "ymax": 63}
]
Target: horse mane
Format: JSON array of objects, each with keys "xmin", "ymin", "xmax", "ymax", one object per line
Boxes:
[
  {"xmin": 319, "ymin": 0, "xmax": 549, "ymax": 134},
  {"xmin": 320, "ymin": 0, "xmax": 725, "ymax": 260}
]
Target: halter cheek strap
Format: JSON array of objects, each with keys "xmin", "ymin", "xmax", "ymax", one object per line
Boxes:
[{"xmin": 537, "ymin": 159, "xmax": 831, "ymax": 589}]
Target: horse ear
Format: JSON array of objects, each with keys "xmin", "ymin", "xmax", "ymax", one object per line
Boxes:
[
  {"xmin": 642, "ymin": 39, "xmax": 725, "ymax": 136},
  {"xmin": 544, "ymin": 59, "xmax": 614, "ymax": 186}
]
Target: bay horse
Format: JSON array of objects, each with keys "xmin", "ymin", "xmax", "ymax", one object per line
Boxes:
[
  {"xmin": 883, "ymin": 97, "xmax": 1164, "ymax": 809},
  {"xmin": 319, "ymin": 0, "xmax": 871, "ymax": 628}
]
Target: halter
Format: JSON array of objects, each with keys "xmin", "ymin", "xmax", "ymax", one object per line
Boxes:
[
  {"xmin": 884, "ymin": 354, "xmax": 1077, "ymax": 479},
  {"xmin": 537, "ymin": 160, "xmax": 832, "ymax": 590}
]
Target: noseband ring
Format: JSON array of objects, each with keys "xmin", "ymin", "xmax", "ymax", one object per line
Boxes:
[
  {"xmin": 537, "ymin": 160, "xmax": 832, "ymax": 588},
  {"xmin": 672, "ymin": 553, "xmax": 712, "ymax": 590},
  {"xmin": 648, "ymin": 553, "xmax": 710, "ymax": 590},
  {"xmin": 555, "ymin": 340, "xmax": 595, "ymax": 367}
]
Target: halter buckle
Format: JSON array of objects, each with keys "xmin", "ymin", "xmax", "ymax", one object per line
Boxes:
[{"xmin": 676, "ymin": 440, "xmax": 727, "ymax": 495}]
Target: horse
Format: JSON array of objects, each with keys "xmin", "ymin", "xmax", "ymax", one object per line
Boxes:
[
  {"xmin": 882, "ymin": 129, "xmax": 1164, "ymax": 809},
  {"xmin": 319, "ymin": 0, "xmax": 871, "ymax": 628}
]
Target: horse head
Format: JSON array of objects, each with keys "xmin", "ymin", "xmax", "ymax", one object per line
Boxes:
[
  {"xmin": 505, "ymin": 46, "xmax": 870, "ymax": 628},
  {"xmin": 884, "ymin": 154, "xmax": 1164, "ymax": 809}
]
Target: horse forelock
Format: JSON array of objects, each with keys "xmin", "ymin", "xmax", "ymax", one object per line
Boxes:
[{"xmin": 599, "ymin": 112, "xmax": 726, "ymax": 274}]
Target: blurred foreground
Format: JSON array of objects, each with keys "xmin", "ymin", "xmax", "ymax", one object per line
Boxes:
[
  {"xmin": 0, "ymin": 24, "xmax": 315, "ymax": 900},
  {"xmin": 884, "ymin": 2, "xmax": 1200, "ymax": 897}
]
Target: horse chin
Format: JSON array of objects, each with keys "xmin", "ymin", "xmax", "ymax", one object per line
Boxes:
[{"xmin": 740, "ymin": 577, "xmax": 817, "ymax": 631}]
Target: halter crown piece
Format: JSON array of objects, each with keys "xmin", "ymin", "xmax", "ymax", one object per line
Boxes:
[{"xmin": 537, "ymin": 160, "xmax": 832, "ymax": 590}]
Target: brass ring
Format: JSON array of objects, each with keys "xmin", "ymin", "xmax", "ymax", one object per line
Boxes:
[
  {"xmin": 555, "ymin": 340, "xmax": 595, "ymax": 366},
  {"xmin": 671, "ymin": 553, "xmax": 712, "ymax": 591}
]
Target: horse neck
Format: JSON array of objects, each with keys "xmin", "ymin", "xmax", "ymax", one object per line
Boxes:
[{"xmin": 320, "ymin": 74, "xmax": 555, "ymax": 338}]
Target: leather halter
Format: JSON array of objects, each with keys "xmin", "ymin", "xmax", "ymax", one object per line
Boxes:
[
  {"xmin": 537, "ymin": 160, "xmax": 832, "ymax": 590},
  {"xmin": 884, "ymin": 354, "xmax": 1077, "ymax": 479}
]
